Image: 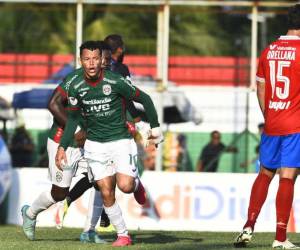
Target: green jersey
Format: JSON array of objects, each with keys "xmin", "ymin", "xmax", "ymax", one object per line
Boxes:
[
  {"xmin": 60, "ymin": 69, "xmax": 159, "ymax": 149},
  {"xmin": 48, "ymin": 68, "xmax": 84, "ymax": 144}
]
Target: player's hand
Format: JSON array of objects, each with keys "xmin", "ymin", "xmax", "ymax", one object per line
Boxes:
[
  {"xmin": 134, "ymin": 121, "xmax": 151, "ymax": 148},
  {"xmin": 55, "ymin": 146, "xmax": 67, "ymax": 171},
  {"xmin": 74, "ymin": 129, "xmax": 86, "ymax": 148},
  {"xmin": 149, "ymin": 127, "xmax": 164, "ymax": 147}
]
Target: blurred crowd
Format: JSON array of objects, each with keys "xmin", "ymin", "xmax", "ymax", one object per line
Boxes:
[{"xmin": 5, "ymin": 123, "xmax": 263, "ymax": 173}]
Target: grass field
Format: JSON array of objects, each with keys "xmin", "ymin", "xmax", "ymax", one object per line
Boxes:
[{"xmin": 0, "ymin": 226, "xmax": 299, "ymax": 250}]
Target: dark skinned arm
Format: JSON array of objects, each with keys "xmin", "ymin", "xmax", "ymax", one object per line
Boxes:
[{"xmin": 47, "ymin": 89, "xmax": 68, "ymax": 128}]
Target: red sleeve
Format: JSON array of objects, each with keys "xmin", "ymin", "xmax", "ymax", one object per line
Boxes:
[{"xmin": 56, "ymin": 86, "xmax": 68, "ymax": 100}]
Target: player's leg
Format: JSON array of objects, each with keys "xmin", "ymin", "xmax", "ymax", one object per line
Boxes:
[
  {"xmin": 79, "ymin": 188, "xmax": 106, "ymax": 244},
  {"xmin": 234, "ymin": 166, "xmax": 276, "ymax": 247},
  {"xmin": 21, "ymin": 138, "xmax": 76, "ymax": 240},
  {"xmin": 272, "ymin": 167, "xmax": 299, "ymax": 249},
  {"xmin": 272, "ymin": 134, "xmax": 300, "ymax": 249},
  {"xmin": 234, "ymin": 133, "xmax": 279, "ymax": 247},
  {"xmin": 114, "ymin": 138, "xmax": 147, "ymax": 204},
  {"xmin": 95, "ymin": 176, "xmax": 131, "ymax": 246},
  {"xmin": 68, "ymin": 173, "xmax": 93, "ymax": 205},
  {"xmin": 55, "ymin": 172, "xmax": 93, "ymax": 229},
  {"xmin": 85, "ymin": 139, "xmax": 132, "ymax": 246}
]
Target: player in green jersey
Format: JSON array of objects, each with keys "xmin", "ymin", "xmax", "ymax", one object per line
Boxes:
[
  {"xmin": 55, "ymin": 37, "xmax": 152, "ymax": 232},
  {"xmin": 20, "ymin": 42, "xmax": 112, "ymax": 244},
  {"xmin": 55, "ymin": 40, "xmax": 162, "ymax": 246}
]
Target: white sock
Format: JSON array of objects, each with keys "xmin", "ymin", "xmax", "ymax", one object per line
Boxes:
[
  {"xmin": 134, "ymin": 178, "xmax": 140, "ymax": 192},
  {"xmin": 104, "ymin": 202, "xmax": 128, "ymax": 236},
  {"xmin": 84, "ymin": 189, "xmax": 103, "ymax": 232},
  {"xmin": 27, "ymin": 191, "xmax": 56, "ymax": 219}
]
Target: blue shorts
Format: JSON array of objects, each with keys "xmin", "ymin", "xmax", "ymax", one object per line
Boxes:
[{"xmin": 260, "ymin": 132, "xmax": 300, "ymax": 169}]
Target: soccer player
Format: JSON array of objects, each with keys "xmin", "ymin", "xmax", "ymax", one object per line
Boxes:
[
  {"xmin": 54, "ymin": 42, "xmax": 112, "ymax": 236},
  {"xmin": 55, "ymin": 40, "xmax": 162, "ymax": 246},
  {"xmin": 20, "ymin": 43, "xmax": 110, "ymax": 244},
  {"xmin": 55, "ymin": 36, "xmax": 148, "ymax": 230},
  {"xmin": 234, "ymin": 4, "xmax": 300, "ymax": 249}
]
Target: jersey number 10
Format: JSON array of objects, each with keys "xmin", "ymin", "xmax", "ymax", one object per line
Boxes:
[{"xmin": 269, "ymin": 60, "xmax": 291, "ymax": 100}]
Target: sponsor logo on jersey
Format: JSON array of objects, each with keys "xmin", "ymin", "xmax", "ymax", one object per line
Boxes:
[
  {"xmin": 269, "ymin": 100, "xmax": 291, "ymax": 111},
  {"xmin": 78, "ymin": 87, "xmax": 90, "ymax": 92},
  {"xmin": 86, "ymin": 104, "xmax": 110, "ymax": 113},
  {"xmin": 103, "ymin": 84, "xmax": 112, "ymax": 96},
  {"xmin": 79, "ymin": 91, "xmax": 87, "ymax": 97},
  {"xmin": 56, "ymin": 171, "xmax": 63, "ymax": 183},
  {"xmin": 103, "ymin": 78, "xmax": 116, "ymax": 84},
  {"xmin": 69, "ymin": 97, "xmax": 78, "ymax": 106},
  {"xmin": 74, "ymin": 80, "xmax": 85, "ymax": 89},
  {"xmin": 82, "ymin": 97, "xmax": 111, "ymax": 105}
]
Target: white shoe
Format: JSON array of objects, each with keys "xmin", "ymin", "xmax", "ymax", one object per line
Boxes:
[
  {"xmin": 272, "ymin": 239, "xmax": 300, "ymax": 249},
  {"xmin": 234, "ymin": 227, "xmax": 253, "ymax": 247}
]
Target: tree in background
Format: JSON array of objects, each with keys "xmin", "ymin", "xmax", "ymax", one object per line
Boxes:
[{"xmin": 0, "ymin": 3, "xmax": 289, "ymax": 56}]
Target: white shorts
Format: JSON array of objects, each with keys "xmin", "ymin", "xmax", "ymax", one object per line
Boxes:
[
  {"xmin": 47, "ymin": 138, "xmax": 83, "ymax": 188},
  {"xmin": 84, "ymin": 138, "xmax": 138, "ymax": 182}
]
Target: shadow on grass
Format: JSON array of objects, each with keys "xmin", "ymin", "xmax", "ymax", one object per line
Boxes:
[{"xmin": 131, "ymin": 231, "xmax": 203, "ymax": 245}]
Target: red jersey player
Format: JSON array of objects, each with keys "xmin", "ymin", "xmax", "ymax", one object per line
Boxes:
[{"xmin": 234, "ymin": 4, "xmax": 300, "ymax": 249}]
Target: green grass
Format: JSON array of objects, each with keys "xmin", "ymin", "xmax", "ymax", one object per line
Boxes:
[{"xmin": 0, "ymin": 225, "xmax": 299, "ymax": 250}]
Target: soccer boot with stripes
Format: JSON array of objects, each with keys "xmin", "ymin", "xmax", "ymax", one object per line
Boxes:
[
  {"xmin": 21, "ymin": 205, "xmax": 36, "ymax": 241},
  {"xmin": 79, "ymin": 230, "xmax": 106, "ymax": 244},
  {"xmin": 234, "ymin": 227, "xmax": 253, "ymax": 247},
  {"xmin": 272, "ymin": 239, "xmax": 300, "ymax": 249}
]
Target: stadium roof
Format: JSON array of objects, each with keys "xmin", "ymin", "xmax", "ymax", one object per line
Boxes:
[{"xmin": 0, "ymin": 0, "xmax": 297, "ymax": 7}]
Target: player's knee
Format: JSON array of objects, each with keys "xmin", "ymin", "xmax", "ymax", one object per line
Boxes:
[
  {"xmin": 117, "ymin": 181, "xmax": 134, "ymax": 194},
  {"xmin": 101, "ymin": 189, "xmax": 115, "ymax": 200},
  {"xmin": 51, "ymin": 186, "xmax": 68, "ymax": 201}
]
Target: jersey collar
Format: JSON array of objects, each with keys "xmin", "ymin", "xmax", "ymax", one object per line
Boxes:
[
  {"xmin": 279, "ymin": 35, "xmax": 300, "ymax": 40},
  {"xmin": 84, "ymin": 70, "xmax": 104, "ymax": 87}
]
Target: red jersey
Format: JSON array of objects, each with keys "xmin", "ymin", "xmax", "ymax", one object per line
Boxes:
[{"xmin": 256, "ymin": 35, "xmax": 300, "ymax": 135}]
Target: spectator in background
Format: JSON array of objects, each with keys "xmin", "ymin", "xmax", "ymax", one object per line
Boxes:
[
  {"xmin": 35, "ymin": 145, "xmax": 48, "ymax": 168},
  {"xmin": 240, "ymin": 123, "xmax": 264, "ymax": 173},
  {"xmin": 9, "ymin": 124, "xmax": 34, "ymax": 167},
  {"xmin": 258, "ymin": 122, "xmax": 264, "ymax": 135},
  {"xmin": 196, "ymin": 130, "xmax": 237, "ymax": 172},
  {"xmin": 254, "ymin": 123, "xmax": 264, "ymax": 173}
]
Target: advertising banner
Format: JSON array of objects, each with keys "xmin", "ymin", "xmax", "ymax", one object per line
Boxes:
[
  {"xmin": 0, "ymin": 137, "xmax": 12, "ymax": 205},
  {"xmin": 7, "ymin": 169, "xmax": 300, "ymax": 232}
]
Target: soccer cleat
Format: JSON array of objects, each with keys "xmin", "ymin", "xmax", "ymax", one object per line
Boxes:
[
  {"xmin": 100, "ymin": 209, "xmax": 110, "ymax": 228},
  {"xmin": 55, "ymin": 199, "xmax": 69, "ymax": 229},
  {"xmin": 79, "ymin": 230, "xmax": 106, "ymax": 244},
  {"xmin": 97, "ymin": 223, "xmax": 115, "ymax": 233},
  {"xmin": 234, "ymin": 227, "xmax": 253, "ymax": 247},
  {"xmin": 21, "ymin": 205, "xmax": 36, "ymax": 241},
  {"xmin": 112, "ymin": 235, "xmax": 132, "ymax": 247},
  {"xmin": 134, "ymin": 181, "xmax": 147, "ymax": 205},
  {"xmin": 272, "ymin": 239, "xmax": 300, "ymax": 249}
]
